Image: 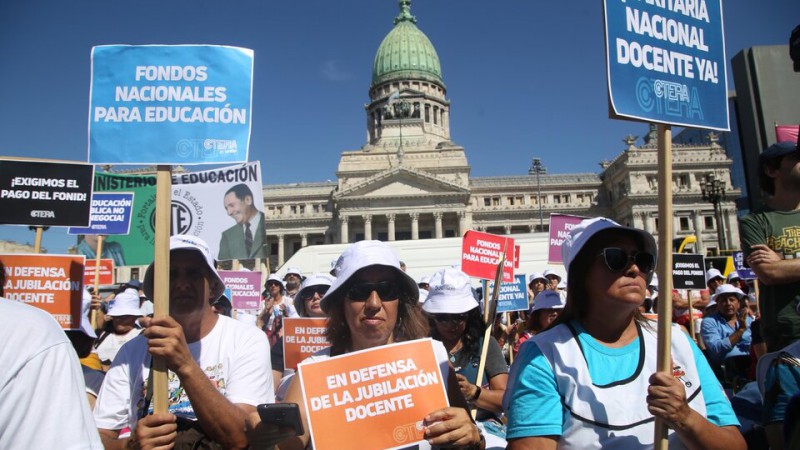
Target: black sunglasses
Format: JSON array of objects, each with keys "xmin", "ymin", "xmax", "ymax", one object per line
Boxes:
[
  {"xmin": 346, "ymin": 280, "xmax": 400, "ymax": 301},
  {"xmin": 599, "ymin": 247, "xmax": 655, "ymax": 274},
  {"xmin": 300, "ymin": 285, "xmax": 329, "ymax": 301},
  {"xmin": 433, "ymin": 313, "xmax": 469, "ymax": 324}
]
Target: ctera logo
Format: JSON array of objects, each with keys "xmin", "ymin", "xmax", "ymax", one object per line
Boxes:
[
  {"xmin": 149, "ymin": 200, "xmax": 194, "ymax": 235},
  {"xmin": 30, "ymin": 210, "xmax": 55, "ymax": 218}
]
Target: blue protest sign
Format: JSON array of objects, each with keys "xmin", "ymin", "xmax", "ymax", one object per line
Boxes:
[
  {"xmin": 732, "ymin": 251, "xmax": 757, "ymax": 280},
  {"xmin": 89, "ymin": 45, "xmax": 254, "ymax": 164},
  {"xmin": 68, "ymin": 192, "xmax": 134, "ymax": 235},
  {"xmin": 603, "ymin": 0, "xmax": 728, "ymax": 130},
  {"xmin": 488, "ymin": 274, "xmax": 529, "ymax": 313}
]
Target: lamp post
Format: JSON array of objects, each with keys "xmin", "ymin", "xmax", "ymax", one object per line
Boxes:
[
  {"xmin": 701, "ymin": 172, "xmax": 727, "ymax": 253},
  {"xmin": 529, "ymin": 157, "xmax": 547, "ymax": 231}
]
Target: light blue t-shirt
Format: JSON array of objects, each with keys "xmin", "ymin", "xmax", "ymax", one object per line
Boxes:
[{"xmin": 503, "ymin": 321, "xmax": 738, "ymax": 440}]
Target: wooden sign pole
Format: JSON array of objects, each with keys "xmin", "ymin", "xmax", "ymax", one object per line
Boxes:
[
  {"xmin": 152, "ymin": 165, "xmax": 172, "ymax": 414},
  {"xmin": 33, "ymin": 227, "xmax": 43, "ymax": 253},
  {"xmin": 91, "ymin": 235, "xmax": 104, "ymax": 329},
  {"xmin": 654, "ymin": 124, "xmax": 674, "ymax": 450},
  {"xmin": 686, "ymin": 289, "xmax": 695, "ymax": 342}
]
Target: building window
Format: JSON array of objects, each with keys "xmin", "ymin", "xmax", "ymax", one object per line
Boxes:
[
  {"xmin": 705, "ymin": 216, "xmax": 715, "ymax": 230},
  {"xmin": 425, "ymin": 105, "xmax": 430, "ymax": 123},
  {"xmin": 484, "ymin": 198, "xmax": 491, "ymax": 207},
  {"xmin": 433, "ymin": 106, "xmax": 438, "ymax": 124},
  {"xmin": 563, "ymin": 194, "xmax": 570, "ymax": 203},
  {"xmin": 445, "ymin": 229, "xmax": 456, "ymax": 238},
  {"xmin": 554, "ymin": 195, "xmax": 561, "ymax": 204},
  {"xmin": 508, "ymin": 196, "xmax": 515, "ymax": 205},
  {"xmin": 299, "ymin": 205, "xmax": 305, "ymax": 214},
  {"xmin": 492, "ymin": 197, "xmax": 500, "ymax": 206},
  {"xmin": 290, "ymin": 205, "xmax": 297, "ymax": 214},
  {"xmin": 130, "ymin": 268, "xmax": 140, "ymax": 281},
  {"xmin": 679, "ymin": 217, "xmax": 690, "ymax": 231}
]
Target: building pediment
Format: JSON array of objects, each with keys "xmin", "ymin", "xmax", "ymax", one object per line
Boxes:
[{"xmin": 334, "ymin": 166, "xmax": 469, "ymax": 201}]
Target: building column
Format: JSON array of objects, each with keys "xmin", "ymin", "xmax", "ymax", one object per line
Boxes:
[
  {"xmin": 504, "ymin": 225, "xmax": 512, "ymax": 235},
  {"xmin": 387, "ymin": 214, "xmax": 396, "ymax": 241},
  {"xmin": 300, "ymin": 233, "xmax": 308, "ymax": 247},
  {"xmin": 638, "ymin": 212, "xmax": 650, "ymax": 233},
  {"xmin": 723, "ymin": 208, "xmax": 733, "ymax": 252},
  {"xmin": 434, "ymin": 212, "xmax": 443, "ymax": 238},
  {"xmin": 277, "ymin": 234, "xmax": 285, "ymax": 266},
  {"xmin": 410, "ymin": 212, "xmax": 419, "ymax": 240},
  {"xmin": 363, "ymin": 214, "xmax": 372, "ymax": 240},
  {"xmin": 692, "ymin": 212, "xmax": 705, "ymax": 255},
  {"xmin": 339, "ymin": 216, "xmax": 349, "ymax": 244}
]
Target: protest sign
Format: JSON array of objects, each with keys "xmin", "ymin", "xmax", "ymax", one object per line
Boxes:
[
  {"xmin": 486, "ymin": 274, "xmax": 529, "ymax": 313},
  {"xmin": 0, "ymin": 160, "xmax": 94, "ymax": 227},
  {"xmin": 298, "ymin": 339, "xmax": 449, "ymax": 450},
  {"xmin": 461, "ymin": 230, "xmax": 514, "ymax": 282},
  {"xmin": 548, "ymin": 214, "xmax": 586, "ymax": 264},
  {"xmin": 672, "ymin": 253, "xmax": 705, "ymax": 289},
  {"xmin": 89, "ymin": 45, "xmax": 254, "ymax": 164},
  {"xmin": 68, "ymin": 192, "xmax": 134, "ymax": 235},
  {"xmin": 171, "ymin": 161, "xmax": 265, "ymax": 261},
  {"xmin": 283, "ymin": 317, "xmax": 330, "ymax": 371},
  {"xmin": 82, "ymin": 258, "xmax": 114, "ymax": 286},
  {"xmin": 1, "ymin": 254, "xmax": 85, "ymax": 329},
  {"xmin": 218, "ymin": 270, "xmax": 262, "ymax": 310},
  {"xmin": 604, "ymin": 0, "xmax": 728, "ymax": 130},
  {"xmin": 731, "ymin": 251, "xmax": 756, "ymax": 280}
]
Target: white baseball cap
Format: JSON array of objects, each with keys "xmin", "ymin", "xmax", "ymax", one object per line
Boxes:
[
  {"xmin": 320, "ymin": 241, "xmax": 418, "ymax": 314},
  {"xmin": 706, "ymin": 268, "xmax": 724, "ymax": 283},
  {"xmin": 293, "ymin": 273, "xmax": 336, "ymax": 317},
  {"xmin": 531, "ymin": 290, "xmax": 566, "ymax": 313},
  {"xmin": 422, "ymin": 267, "xmax": 480, "ymax": 315},
  {"xmin": 561, "ymin": 217, "xmax": 657, "ymax": 278},
  {"xmin": 107, "ymin": 288, "xmax": 142, "ymax": 317},
  {"xmin": 143, "ymin": 235, "xmax": 225, "ymax": 302},
  {"xmin": 80, "ymin": 287, "xmax": 98, "ymax": 338}
]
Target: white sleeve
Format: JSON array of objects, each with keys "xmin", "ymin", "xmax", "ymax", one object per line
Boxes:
[
  {"xmin": 94, "ymin": 344, "xmax": 135, "ymax": 431},
  {"xmin": 226, "ymin": 328, "xmax": 274, "ymax": 406}
]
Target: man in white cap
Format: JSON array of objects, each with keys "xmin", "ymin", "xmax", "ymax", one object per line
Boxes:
[
  {"xmin": 94, "ymin": 235, "xmax": 273, "ymax": 450},
  {"xmin": 527, "ymin": 272, "xmax": 548, "ymax": 299},
  {"xmin": 542, "ymin": 269, "xmax": 562, "ymax": 291},
  {"xmin": 699, "ymin": 284, "xmax": 754, "ymax": 386},
  {"xmin": 706, "ymin": 268, "xmax": 725, "ymax": 295},
  {"xmin": 283, "ymin": 266, "xmax": 304, "ymax": 298},
  {"xmin": 93, "ymin": 287, "xmax": 143, "ymax": 370}
]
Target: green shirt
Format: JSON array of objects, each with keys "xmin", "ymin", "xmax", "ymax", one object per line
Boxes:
[{"xmin": 739, "ymin": 208, "xmax": 800, "ymax": 351}]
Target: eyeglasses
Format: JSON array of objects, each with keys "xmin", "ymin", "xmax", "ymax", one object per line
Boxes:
[
  {"xmin": 598, "ymin": 247, "xmax": 655, "ymax": 274},
  {"xmin": 432, "ymin": 313, "xmax": 469, "ymax": 324},
  {"xmin": 346, "ymin": 281, "xmax": 400, "ymax": 301},
  {"xmin": 300, "ymin": 286, "xmax": 329, "ymax": 301}
]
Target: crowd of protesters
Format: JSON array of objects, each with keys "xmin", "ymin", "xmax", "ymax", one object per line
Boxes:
[{"xmin": 1, "ymin": 142, "xmax": 799, "ymax": 450}]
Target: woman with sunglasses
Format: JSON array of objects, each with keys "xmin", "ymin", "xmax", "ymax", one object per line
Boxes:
[
  {"xmin": 504, "ymin": 217, "xmax": 745, "ymax": 450},
  {"xmin": 513, "ymin": 290, "xmax": 566, "ymax": 358},
  {"xmin": 272, "ymin": 241, "xmax": 484, "ymax": 449},
  {"xmin": 424, "ymin": 267, "xmax": 509, "ymax": 449}
]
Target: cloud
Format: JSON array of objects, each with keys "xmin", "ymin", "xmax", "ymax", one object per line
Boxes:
[{"xmin": 320, "ymin": 59, "xmax": 353, "ymax": 82}]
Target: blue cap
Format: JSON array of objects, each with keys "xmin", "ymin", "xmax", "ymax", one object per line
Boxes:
[{"xmin": 760, "ymin": 141, "xmax": 797, "ymax": 164}]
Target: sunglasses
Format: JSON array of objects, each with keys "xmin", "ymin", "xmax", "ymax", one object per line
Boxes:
[
  {"xmin": 346, "ymin": 281, "xmax": 400, "ymax": 301},
  {"xmin": 599, "ymin": 247, "xmax": 655, "ymax": 274},
  {"xmin": 300, "ymin": 286, "xmax": 329, "ymax": 301},
  {"xmin": 433, "ymin": 313, "xmax": 469, "ymax": 324}
]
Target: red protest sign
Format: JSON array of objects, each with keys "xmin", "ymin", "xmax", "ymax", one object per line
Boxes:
[
  {"xmin": 1, "ymin": 253, "xmax": 85, "ymax": 329},
  {"xmin": 461, "ymin": 230, "xmax": 514, "ymax": 282},
  {"xmin": 83, "ymin": 258, "xmax": 114, "ymax": 286},
  {"xmin": 298, "ymin": 339, "xmax": 449, "ymax": 450},
  {"xmin": 283, "ymin": 317, "xmax": 330, "ymax": 370}
]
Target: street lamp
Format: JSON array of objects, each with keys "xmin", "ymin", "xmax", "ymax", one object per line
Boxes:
[
  {"xmin": 701, "ymin": 172, "xmax": 727, "ymax": 253},
  {"xmin": 529, "ymin": 157, "xmax": 547, "ymax": 231}
]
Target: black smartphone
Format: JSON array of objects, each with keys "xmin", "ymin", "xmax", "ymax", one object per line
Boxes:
[{"xmin": 256, "ymin": 403, "xmax": 304, "ymax": 436}]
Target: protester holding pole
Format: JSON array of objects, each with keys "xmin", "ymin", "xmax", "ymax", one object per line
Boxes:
[
  {"xmin": 503, "ymin": 217, "xmax": 744, "ymax": 450},
  {"xmin": 423, "ymin": 267, "xmax": 508, "ymax": 448}
]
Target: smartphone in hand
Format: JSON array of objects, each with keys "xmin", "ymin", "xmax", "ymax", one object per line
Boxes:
[{"xmin": 257, "ymin": 403, "xmax": 304, "ymax": 436}]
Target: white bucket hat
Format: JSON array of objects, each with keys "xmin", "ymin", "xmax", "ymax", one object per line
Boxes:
[
  {"xmin": 284, "ymin": 266, "xmax": 303, "ymax": 279},
  {"xmin": 143, "ymin": 235, "xmax": 225, "ymax": 302},
  {"xmin": 320, "ymin": 240, "xmax": 418, "ymax": 314},
  {"xmin": 561, "ymin": 217, "xmax": 657, "ymax": 279},
  {"xmin": 528, "ymin": 272, "xmax": 547, "ymax": 285},
  {"xmin": 107, "ymin": 288, "xmax": 142, "ymax": 317},
  {"xmin": 422, "ymin": 267, "xmax": 479, "ymax": 314},
  {"xmin": 706, "ymin": 268, "xmax": 724, "ymax": 283},
  {"xmin": 711, "ymin": 283, "xmax": 745, "ymax": 304},
  {"xmin": 80, "ymin": 287, "xmax": 98, "ymax": 338},
  {"xmin": 531, "ymin": 290, "xmax": 566, "ymax": 313},
  {"xmin": 293, "ymin": 273, "xmax": 336, "ymax": 317},
  {"xmin": 726, "ymin": 271, "xmax": 742, "ymax": 283},
  {"xmin": 543, "ymin": 269, "xmax": 562, "ymax": 282}
]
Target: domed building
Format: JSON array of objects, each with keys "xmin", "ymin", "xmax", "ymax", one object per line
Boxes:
[{"xmin": 261, "ymin": 0, "xmax": 740, "ymax": 268}]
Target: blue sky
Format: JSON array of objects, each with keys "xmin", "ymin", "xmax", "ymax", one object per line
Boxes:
[{"xmin": 1, "ymin": 0, "xmax": 798, "ymax": 253}]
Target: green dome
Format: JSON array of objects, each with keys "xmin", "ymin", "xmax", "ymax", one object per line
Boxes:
[{"xmin": 372, "ymin": 0, "xmax": 443, "ymax": 87}]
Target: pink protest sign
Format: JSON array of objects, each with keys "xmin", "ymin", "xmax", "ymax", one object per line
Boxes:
[{"xmin": 548, "ymin": 214, "xmax": 586, "ymax": 264}]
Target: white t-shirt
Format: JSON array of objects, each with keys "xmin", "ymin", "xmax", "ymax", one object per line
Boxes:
[
  {"xmin": 0, "ymin": 299, "xmax": 103, "ymax": 449},
  {"xmin": 94, "ymin": 314, "xmax": 274, "ymax": 431},
  {"xmin": 94, "ymin": 327, "xmax": 142, "ymax": 364}
]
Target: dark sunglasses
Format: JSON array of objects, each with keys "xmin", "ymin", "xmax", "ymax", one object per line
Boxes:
[
  {"xmin": 346, "ymin": 281, "xmax": 400, "ymax": 301},
  {"xmin": 599, "ymin": 247, "xmax": 655, "ymax": 274},
  {"xmin": 300, "ymin": 286, "xmax": 329, "ymax": 301},
  {"xmin": 433, "ymin": 313, "xmax": 469, "ymax": 324}
]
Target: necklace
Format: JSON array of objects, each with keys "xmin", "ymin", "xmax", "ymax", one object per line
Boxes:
[{"xmin": 448, "ymin": 341, "xmax": 463, "ymax": 364}]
